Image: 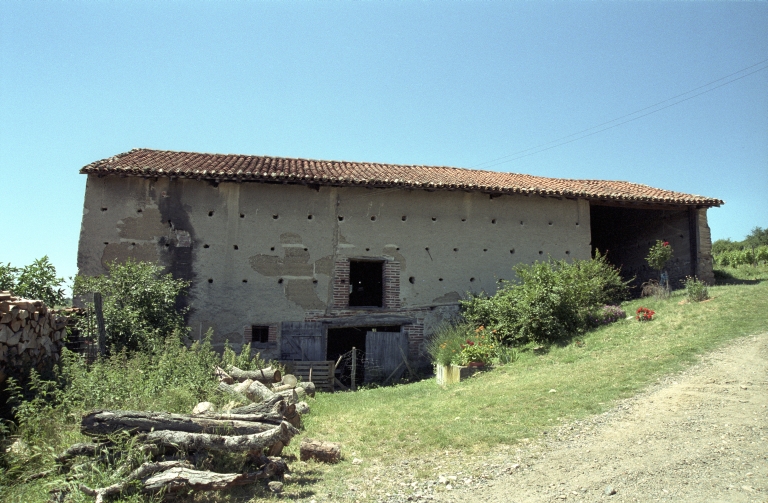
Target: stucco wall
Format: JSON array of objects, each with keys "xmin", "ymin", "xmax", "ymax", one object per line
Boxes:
[{"xmin": 78, "ymin": 175, "xmax": 593, "ymax": 356}]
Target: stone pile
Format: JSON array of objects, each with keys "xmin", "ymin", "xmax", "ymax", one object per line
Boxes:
[{"xmin": 0, "ymin": 291, "xmax": 68, "ymax": 383}]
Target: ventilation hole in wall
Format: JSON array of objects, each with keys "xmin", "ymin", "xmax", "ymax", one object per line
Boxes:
[
  {"xmin": 312, "ymin": 279, "xmax": 318, "ymax": 284},
  {"xmin": 396, "ymin": 247, "xmax": 400, "ymax": 251},
  {"xmin": 307, "ymin": 214, "xmax": 313, "ymax": 220},
  {"xmin": 278, "ymin": 278, "xmax": 283, "ymax": 284},
  {"xmin": 203, "ymin": 244, "xmax": 209, "ymax": 249},
  {"xmin": 575, "ymin": 222, "xmax": 580, "ymax": 226},
  {"xmin": 207, "ymin": 278, "xmax": 213, "ymax": 283},
  {"xmin": 103, "ymin": 242, "xmax": 109, "ymax": 245},
  {"xmin": 338, "ymin": 216, "xmax": 344, "ymax": 221},
  {"xmin": 242, "ymin": 279, "xmax": 248, "ymax": 283},
  {"xmin": 470, "ymin": 277, "xmax": 475, "ymax": 282},
  {"xmin": 272, "ymin": 214, "xmax": 279, "ymax": 219},
  {"xmin": 679, "ymin": 234, "xmax": 684, "ymax": 238},
  {"xmin": 491, "ymin": 219, "xmax": 496, "ymax": 224},
  {"xmin": 131, "ymin": 242, "xmax": 136, "ymax": 246},
  {"xmin": 208, "ymin": 211, "xmax": 214, "ymax": 217},
  {"xmin": 453, "ymin": 248, "xmax": 458, "ymax": 252},
  {"xmin": 483, "ymin": 248, "xmax": 488, "ymax": 252},
  {"xmin": 165, "ymin": 243, "xmax": 170, "ymax": 247},
  {"xmin": 565, "ymin": 250, "xmax": 570, "ymax": 255},
  {"xmin": 461, "ymin": 218, "xmax": 466, "ymax": 222},
  {"xmin": 233, "ymin": 245, "xmax": 239, "ymax": 250},
  {"xmin": 409, "ymin": 276, "xmax": 415, "ymax": 284},
  {"xmin": 520, "ymin": 220, "xmax": 524, "ymax": 225},
  {"xmin": 303, "ymin": 247, "xmax": 308, "ymax": 251},
  {"xmin": 371, "ymin": 216, "xmax": 376, "ymax": 221},
  {"xmin": 425, "ymin": 247, "xmax": 430, "ymax": 251},
  {"xmin": 365, "ymin": 248, "xmax": 370, "ymax": 251},
  {"xmin": 270, "ymin": 247, "xmax": 275, "ymax": 251},
  {"xmin": 549, "ymin": 221, "xmax": 553, "ymax": 226},
  {"xmin": 438, "ymin": 278, "xmax": 443, "ymax": 281},
  {"xmin": 137, "ymin": 209, "xmax": 143, "ymax": 213},
  {"xmin": 539, "ymin": 250, "xmax": 543, "ymax": 255},
  {"xmin": 510, "ymin": 249, "xmax": 515, "ymax": 254},
  {"xmin": 240, "ymin": 213, "xmax": 245, "ymax": 218},
  {"xmin": 431, "ymin": 217, "xmax": 437, "ymax": 221},
  {"xmin": 402, "ymin": 216, "xmax": 407, "ymax": 221}
]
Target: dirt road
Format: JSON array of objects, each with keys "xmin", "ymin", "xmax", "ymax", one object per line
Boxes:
[{"xmin": 429, "ymin": 333, "xmax": 767, "ymax": 503}]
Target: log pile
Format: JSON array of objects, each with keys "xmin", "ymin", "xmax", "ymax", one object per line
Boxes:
[
  {"xmin": 0, "ymin": 291, "xmax": 68, "ymax": 383},
  {"xmin": 53, "ymin": 365, "xmax": 335, "ymax": 501}
]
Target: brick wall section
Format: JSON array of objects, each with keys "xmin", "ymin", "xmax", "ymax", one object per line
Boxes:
[
  {"xmin": 331, "ymin": 258, "xmax": 350, "ymax": 309},
  {"xmin": 268, "ymin": 324, "xmax": 278, "ymax": 343},
  {"xmin": 383, "ymin": 260, "xmax": 401, "ymax": 309},
  {"xmin": 403, "ymin": 319, "xmax": 425, "ymax": 360}
]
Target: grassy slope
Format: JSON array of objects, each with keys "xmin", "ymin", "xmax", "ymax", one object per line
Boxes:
[{"xmin": 288, "ymin": 278, "xmax": 768, "ymax": 498}]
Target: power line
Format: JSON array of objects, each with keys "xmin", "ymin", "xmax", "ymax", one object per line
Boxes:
[{"xmin": 471, "ymin": 58, "xmax": 768, "ymax": 170}]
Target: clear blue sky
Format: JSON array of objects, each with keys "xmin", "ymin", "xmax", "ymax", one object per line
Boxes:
[{"xmin": 1, "ymin": 1, "xmax": 767, "ymax": 288}]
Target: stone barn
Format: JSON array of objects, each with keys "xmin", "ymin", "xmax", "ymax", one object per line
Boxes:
[{"xmin": 76, "ymin": 149, "xmax": 722, "ymax": 371}]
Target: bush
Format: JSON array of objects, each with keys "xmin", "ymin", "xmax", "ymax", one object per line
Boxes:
[
  {"xmin": 586, "ymin": 305, "xmax": 627, "ymax": 326},
  {"xmin": 426, "ymin": 322, "xmax": 475, "ymax": 366},
  {"xmin": 462, "ymin": 253, "xmax": 630, "ymax": 345},
  {"xmin": 0, "ymin": 257, "xmax": 65, "ymax": 307},
  {"xmin": 683, "ymin": 276, "xmax": 709, "ymax": 302},
  {"xmin": 73, "ymin": 259, "xmax": 190, "ymax": 354}
]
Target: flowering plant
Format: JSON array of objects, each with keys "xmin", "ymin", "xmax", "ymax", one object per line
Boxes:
[
  {"xmin": 646, "ymin": 240, "xmax": 673, "ymax": 274},
  {"xmin": 636, "ymin": 306, "xmax": 655, "ymax": 322},
  {"xmin": 453, "ymin": 326, "xmax": 497, "ymax": 365}
]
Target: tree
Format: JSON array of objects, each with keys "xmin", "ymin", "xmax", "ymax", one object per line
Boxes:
[
  {"xmin": 73, "ymin": 259, "xmax": 190, "ymax": 354},
  {"xmin": 0, "ymin": 256, "xmax": 65, "ymax": 307}
]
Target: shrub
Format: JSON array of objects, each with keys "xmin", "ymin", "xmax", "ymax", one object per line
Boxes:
[
  {"xmin": 426, "ymin": 322, "xmax": 474, "ymax": 366},
  {"xmin": 683, "ymin": 276, "xmax": 709, "ymax": 302},
  {"xmin": 73, "ymin": 259, "xmax": 190, "ymax": 354},
  {"xmin": 586, "ymin": 305, "xmax": 626, "ymax": 326},
  {"xmin": 462, "ymin": 253, "xmax": 630, "ymax": 345},
  {"xmin": 646, "ymin": 240, "xmax": 673, "ymax": 274},
  {"xmin": 0, "ymin": 257, "xmax": 65, "ymax": 307}
]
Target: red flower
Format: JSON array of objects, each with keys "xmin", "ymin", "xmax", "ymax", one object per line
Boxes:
[{"xmin": 663, "ymin": 241, "xmax": 669, "ymax": 247}]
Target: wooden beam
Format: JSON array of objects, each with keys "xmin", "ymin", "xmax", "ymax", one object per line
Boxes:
[{"xmin": 320, "ymin": 314, "xmax": 416, "ymax": 327}]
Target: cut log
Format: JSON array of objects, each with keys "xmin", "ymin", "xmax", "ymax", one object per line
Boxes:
[
  {"xmin": 197, "ymin": 412, "xmax": 284, "ymax": 424},
  {"xmin": 142, "ymin": 420, "xmax": 300, "ymax": 453},
  {"xmin": 141, "ymin": 464, "xmax": 275, "ymax": 494},
  {"xmin": 296, "ymin": 381, "xmax": 316, "ymax": 397},
  {"xmin": 191, "ymin": 402, "xmax": 215, "ymax": 415},
  {"xmin": 227, "ymin": 366, "xmax": 281, "ymax": 384},
  {"xmin": 232, "ymin": 379, "xmax": 254, "ymax": 394},
  {"xmin": 81, "ymin": 410, "xmax": 280, "ymax": 436},
  {"xmin": 274, "ymin": 389, "xmax": 298, "ymax": 404},
  {"xmin": 300, "ymin": 438, "xmax": 341, "ymax": 463},
  {"xmin": 245, "ymin": 380, "xmax": 275, "ymax": 402},
  {"xmin": 229, "ymin": 395, "xmax": 286, "ymax": 415},
  {"xmin": 80, "ymin": 461, "xmax": 193, "ymax": 503},
  {"xmin": 55, "ymin": 442, "xmax": 111, "ymax": 464},
  {"xmin": 281, "ymin": 373, "xmax": 298, "ymax": 387},
  {"xmin": 295, "ymin": 401, "xmax": 310, "ymax": 415},
  {"xmin": 216, "ymin": 382, "xmax": 250, "ymax": 404},
  {"xmin": 214, "ymin": 366, "xmax": 233, "ymax": 384},
  {"xmin": 271, "ymin": 383, "xmax": 295, "ymax": 392}
]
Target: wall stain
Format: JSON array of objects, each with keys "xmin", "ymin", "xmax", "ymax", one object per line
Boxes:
[
  {"xmin": 117, "ymin": 208, "xmax": 167, "ymax": 239},
  {"xmin": 432, "ymin": 291, "xmax": 461, "ymax": 304},
  {"xmin": 158, "ymin": 181, "xmax": 197, "ymax": 320}
]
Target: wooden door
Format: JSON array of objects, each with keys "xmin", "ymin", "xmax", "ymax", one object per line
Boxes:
[
  {"xmin": 280, "ymin": 322, "xmax": 325, "ymax": 361},
  {"xmin": 364, "ymin": 330, "xmax": 407, "ymax": 383}
]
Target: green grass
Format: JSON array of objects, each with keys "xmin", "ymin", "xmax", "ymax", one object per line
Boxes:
[{"xmin": 3, "ymin": 275, "xmax": 767, "ymax": 502}]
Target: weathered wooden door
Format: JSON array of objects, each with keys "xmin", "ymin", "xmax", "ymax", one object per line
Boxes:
[
  {"xmin": 364, "ymin": 330, "xmax": 407, "ymax": 383},
  {"xmin": 280, "ymin": 322, "xmax": 325, "ymax": 361}
]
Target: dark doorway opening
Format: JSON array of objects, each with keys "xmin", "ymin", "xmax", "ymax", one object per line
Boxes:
[
  {"xmin": 590, "ymin": 203, "xmax": 693, "ymax": 292},
  {"xmin": 327, "ymin": 325, "xmax": 400, "ymax": 386},
  {"xmin": 349, "ymin": 260, "xmax": 384, "ymax": 307}
]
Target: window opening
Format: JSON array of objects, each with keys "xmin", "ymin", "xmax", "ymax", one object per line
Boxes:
[
  {"xmin": 247, "ymin": 325, "xmax": 269, "ymax": 344},
  {"xmin": 349, "ymin": 260, "xmax": 384, "ymax": 307}
]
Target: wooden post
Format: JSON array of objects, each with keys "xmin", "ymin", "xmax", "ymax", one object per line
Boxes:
[
  {"xmin": 93, "ymin": 292, "xmax": 106, "ymax": 356},
  {"xmin": 351, "ymin": 347, "xmax": 357, "ymax": 391}
]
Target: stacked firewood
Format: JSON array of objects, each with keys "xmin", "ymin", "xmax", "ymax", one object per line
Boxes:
[
  {"xmin": 0, "ymin": 291, "xmax": 68, "ymax": 383},
  {"xmin": 53, "ymin": 365, "xmax": 338, "ymax": 501}
]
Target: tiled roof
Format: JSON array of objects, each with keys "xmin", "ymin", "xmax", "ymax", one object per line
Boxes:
[{"xmin": 81, "ymin": 149, "xmax": 723, "ymax": 207}]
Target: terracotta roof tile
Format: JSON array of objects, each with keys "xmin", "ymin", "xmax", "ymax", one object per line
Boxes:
[{"xmin": 80, "ymin": 148, "xmax": 723, "ymax": 207}]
